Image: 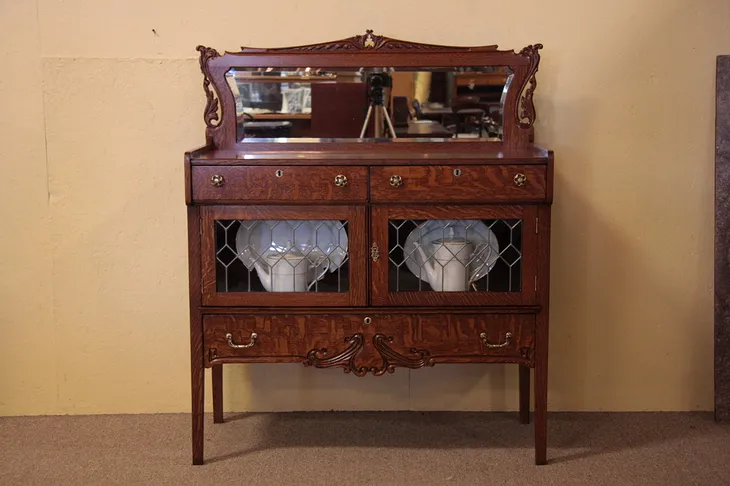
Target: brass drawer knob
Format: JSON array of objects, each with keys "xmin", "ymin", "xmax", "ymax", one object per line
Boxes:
[
  {"xmin": 210, "ymin": 174, "xmax": 225, "ymax": 187},
  {"xmin": 479, "ymin": 331, "xmax": 512, "ymax": 349},
  {"xmin": 389, "ymin": 175, "xmax": 403, "ymax": 187},
  {"xmin": 513, "ymin": 173, "xmax": 527, "ymax": 187},
  {"xmin": 334, "ymin": 174, "xmax": 348, "ymax": 188},
  {"xmin": 226, "ymin": 332, "xmax": 258, "ymax": 349}
]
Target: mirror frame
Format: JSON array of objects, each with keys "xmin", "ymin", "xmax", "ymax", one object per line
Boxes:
[{"xmin": 196, "ymin": 31, "xmax": 542, "ymax": 151}]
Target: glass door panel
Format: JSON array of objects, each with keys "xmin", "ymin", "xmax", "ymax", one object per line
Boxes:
[
  {"xmin": 372, "ymin": 206, "xmax": 537, "ymax": 306},
  {"xmin": 202, "ymin": 206, "xmax": 366, "ymax": 306}
]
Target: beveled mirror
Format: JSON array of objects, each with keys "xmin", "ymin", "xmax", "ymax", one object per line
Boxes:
[{"xmin": 224, "ymin": 67, "xmax": 513, "ymax": 142}]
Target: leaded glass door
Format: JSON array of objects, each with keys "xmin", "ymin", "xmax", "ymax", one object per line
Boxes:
[
  {"xmin": 371, "ymin": 205, "xmax": 538, "ymax": 306},
  {"xmin": 201, "ymin": 205, "xmax": 366, "ymax": 306}
]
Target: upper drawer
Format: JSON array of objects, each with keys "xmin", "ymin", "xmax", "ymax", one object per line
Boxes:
[
  {"xmin": 191, "ymin": 165, "xmax": 368, "ymax": 203},
  {"xmin": 370, "ymin": 165, "xmax": 547, "ymax": 203}
]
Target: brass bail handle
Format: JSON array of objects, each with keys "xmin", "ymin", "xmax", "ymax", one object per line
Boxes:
[
  {"xmin": 226, "ymin": 332, "xmax": 258, "ymax": 349},
  {"xmin": 479, "ymin": 332, "xmax": 512, "ymax": 348}
]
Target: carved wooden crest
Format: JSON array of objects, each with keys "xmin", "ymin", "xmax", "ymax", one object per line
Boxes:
[{"xmin": 241, "ymin": 29, "xmax": 499, "ymax": 52}]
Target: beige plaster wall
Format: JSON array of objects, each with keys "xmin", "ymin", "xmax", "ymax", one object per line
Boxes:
[{"xmin": 1, "ymin": 0, "xmax": 728, "ymax": 415}]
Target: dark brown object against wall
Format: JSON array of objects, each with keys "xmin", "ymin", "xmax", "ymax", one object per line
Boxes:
[{"xmin": 716, "ymin": 55, "xmax": 730, "ymax": 421}]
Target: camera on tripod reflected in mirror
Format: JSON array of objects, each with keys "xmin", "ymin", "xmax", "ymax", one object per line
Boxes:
[
  {"xmin": 359, "ymin": 70, "xmax": 397, "ymax": 138},
  {"xmin": 366, "ymin": 72, "xmax": 392, "ymax": 106}
]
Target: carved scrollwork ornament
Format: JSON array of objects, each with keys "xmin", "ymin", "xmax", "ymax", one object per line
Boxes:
[
  {"xmin": 515, "ymin": 43, "xmax": 543, "ymax": 129},
  {"xmin": 370, "ymin": 334, "xmax": 435, "ymax": 375},
  {"xmin": 195, "ymin": 45, "xmax": 222, "ymax": 137},
  {"xmin": 303, "ymin": 333, "xmax": 435, "ymax": 376},
  {"xmin": 304, "ymin": 334, "xmax": 369, "ymax": 376},
  {"xmin": 242, "ymin": 30, "xmax": 498, "ymax": 53}
]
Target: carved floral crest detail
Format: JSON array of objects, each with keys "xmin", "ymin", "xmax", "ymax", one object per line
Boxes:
[{"xmin": 240, "ymin": 30, "xmax": 498, "ymax": 52}]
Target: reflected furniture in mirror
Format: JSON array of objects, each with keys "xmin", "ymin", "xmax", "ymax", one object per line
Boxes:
[{"xmin": 186, "ymin": 31, "xmax": 553, "ymax": 465}]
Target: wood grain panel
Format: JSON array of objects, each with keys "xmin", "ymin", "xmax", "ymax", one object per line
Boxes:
[
  {"xmin": 205, "ymin": 314, "xmax": 309, "ymax": 361},
  {"xmin": 196, "ymin": 305, "xmax": 542, "ymax": 315},
  {"xmin": 377, "ymin": 313, "xmax": 535, "ymax": 364},
  {"xmin": 370, "ymin": 165, "xmax": 546, "ymax": 203},
  {"xmin": 192, "ymin": 165, "xmax": 368, "ymax": 203},
  {"xmin": 187, "ymin": 206, "xmax": 204, "ymax": 465},
  {"xmin": 534, "ymin": 204, "xmax": 552, "ymax": 464},
  {"xmin": 204, "ymin": 314, "xmax": 366, "ymax": 366},
  {"xmin": 203, "ymin": 313, "xmax": 534, "ymax": 368},
  {"xmin": 212, "ymin": 365, "xmax": 223, "ymax": 424}
]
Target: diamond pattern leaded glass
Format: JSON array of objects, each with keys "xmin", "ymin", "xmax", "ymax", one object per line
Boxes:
[
  {"xmin": 215, "ymin": 220, "xmax": 349, "ymax": 293},
  {"xmin": 387, "ymin": 219, "xmax": 522, "ymax": 292}
]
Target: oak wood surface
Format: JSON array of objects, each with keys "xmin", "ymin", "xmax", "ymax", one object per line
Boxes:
[
  {"xmin": 192, "ymin": 165, "xmax": 368, "ymax": 204},
  {"xmin": 546, "ymin": 151, "xmax": 555, "ymax": 203},
  {"xmin": 184, "ymin": 152, "xmax": 192, "ymax": 205},
  {"xmin": 212, "ymin": 365, "xmax": 223, "ymax": 424},
  {"xmin": 534, "ymin": 205, "xmax": 552, "ymax": 464},
  {"xmin": 187, "ymin": 207, "xmax": 205, "ymax": 465},
  {"xmin": 519, "ymin": 365, "xmax": 531, "ymax": 424},
  {"xmin": 370, "ymin": 165, "xmax": 546, "ymax": 203},
  {"xmin": 203, "ymin": 313, "xmax": 535, "ymax": 368},
  {"xmin": 194, "ymin": 305, "xmax": 542, "ymax": 315}
]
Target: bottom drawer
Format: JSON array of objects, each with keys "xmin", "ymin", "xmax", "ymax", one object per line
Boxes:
[
  {"xmin": 203, "ymin": 313, "xmax": 535, "ymax": 374},
  {"xmin": 392, "ymin": 314, "xmax": 535, "ymax": 364},
  {"xmin": 204, "ymin": 314, "xmax": 363, "ymax": 363}
]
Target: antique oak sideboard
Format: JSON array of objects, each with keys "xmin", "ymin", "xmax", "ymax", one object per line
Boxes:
[{"xmin": 185, "ymin": 32, "xmax": 553, "ymax": 465}]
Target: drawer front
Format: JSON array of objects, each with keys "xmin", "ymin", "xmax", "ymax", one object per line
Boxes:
[
  {"xmin": 388, "ymin": 313, "xmax": 535, "ymax": 364},
  {"xmin": 192, "ymin": 166, "xmax": 368, "ymax": 203},
  {"xmin": 370, "ymin": 165, "xmax": 546, "ymax": 203},
  {"xmin": 203, "ymin": 313, "xmax": 535, "ymax": 370},
  {"xmin": 204, "ymin": 314, "xmax": 367, "ymax": 364},
  {"xmin": 204, "ymin": 315, "xmax": 308, "ymax": 362}
]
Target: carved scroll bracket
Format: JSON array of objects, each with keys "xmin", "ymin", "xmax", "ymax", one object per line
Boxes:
[
  {"xmin": 370, "ymin": 334, "xmax": 435, "ymax": 376},
  {"xmin": 303, "ymin": 333, "xmax": 435, "ymax": 377},
  {"xmin": 304, "ymin": 334, "xmax": 369, "ymax": 376},
  {"xmin": 515, "ymin": 44, "xmax": 543, "ymax": 129},
  {"xmin": 196, "ymin": 45, "xmax": 222, "ymax": 140}
]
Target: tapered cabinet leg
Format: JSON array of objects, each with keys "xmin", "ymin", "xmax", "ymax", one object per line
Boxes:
[
  {"xmin": 534, "ymin": 359, "xmax": 548, "ymax": 465},
  {"xmin": 192, "ymin": 361, "xmax": 205, "ymax": 465},
  {"xmin": 519, "ymin": 365, "xmax": 531, "ymax": 424},
  {"xmin": 533, "ymin": 204, "xmax": 551, "ymax": 465},
  {"xmin": 213, "ymin": 364, "xmax": 224, "ymax": 424},
  {"xmin": 188, "ymin": 207, "xmax": 205, "ymax": 465}
]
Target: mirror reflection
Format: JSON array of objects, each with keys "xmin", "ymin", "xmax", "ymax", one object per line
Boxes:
[{"xmin": 225, "ymin": 67, "xmax": 513, "ymax": 142}]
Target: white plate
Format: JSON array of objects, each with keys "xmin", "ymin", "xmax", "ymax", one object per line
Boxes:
[
  {"xmin": 235, "ymin": 220, "xmax": 348, "ymax": 277},
  {"xmin": 403, "ymin": 220, "xmax": 499, "ymax": 284}
]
